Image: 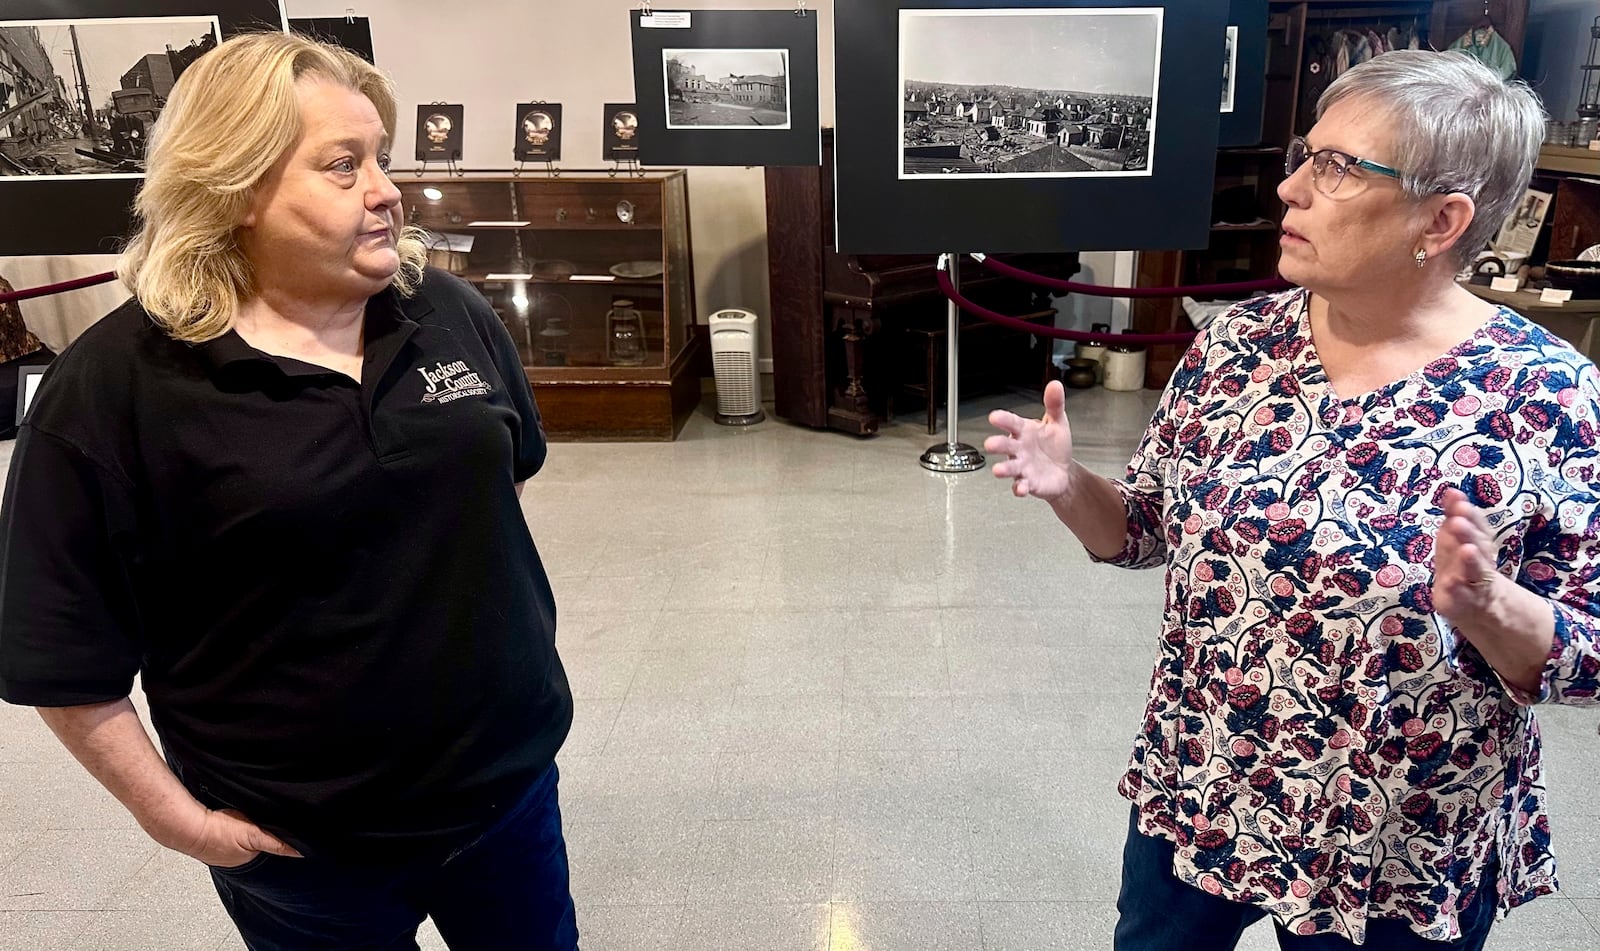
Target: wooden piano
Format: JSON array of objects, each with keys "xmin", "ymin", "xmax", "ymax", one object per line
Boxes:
[{"xmin": 765, "ymin": 130, "xmax": 1081, "ymax": 435}]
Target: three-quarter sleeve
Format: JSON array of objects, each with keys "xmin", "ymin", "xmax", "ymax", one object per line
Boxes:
[
  {"xmin": 1513, "ymin": 366, "xmax": 1600, "ymax": 705},
  {"xmin": 1088, "ymin": 336, "xmax": 1208, "ymax": 570}
]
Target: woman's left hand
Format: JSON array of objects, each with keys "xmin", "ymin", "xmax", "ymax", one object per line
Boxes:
[
  {"xmin": 1431, "ymin": 487, "xmax": 1554, "ymax": 697},
  {"xmin": 1432, "ymin": 487, "xmax": 1506, "ymax": 624}
]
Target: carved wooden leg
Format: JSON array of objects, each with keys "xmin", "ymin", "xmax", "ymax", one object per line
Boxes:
[{"xmin": 828, "ymin": 305, "xmax": 880, "ymax": 436}]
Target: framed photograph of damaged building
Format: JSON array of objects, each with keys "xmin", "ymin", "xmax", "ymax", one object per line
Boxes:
[
  {"xmin": 0, "ymin": 0, "xmax": 286, "ymax": 256},
  {"xmin": 834, "ymin": 0, "xmax": 1227, "ymax": 254},
  {"xmin": 1217, "ymin": 0, "xmax": 1267, "ymax": 147},
  {"xmin": 630, "ymin": 9, "xmax": 820, "ymax": 167}
]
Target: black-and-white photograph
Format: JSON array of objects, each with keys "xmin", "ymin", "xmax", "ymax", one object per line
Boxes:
[
  {"xmin": 631, "ymin": 9, "xmax": 819, "ymax": 166},
  {"xmin": 664, "ymin": 48, "xmax": 791, "ymax": 130},
  {"xmin": 1222, "ymin": 25, "xmax": 1237, "ymax": 113},
  {"xmin": 0, "ymin": 17, "xmax": 220, "ymax": 178},
  {"xmin": 0, "ymin": 1, "xmax": 283, "ymax": 255},
  {"xmin": 899, "ymin": 7, "xmax": 1162, "ymax": 179}
]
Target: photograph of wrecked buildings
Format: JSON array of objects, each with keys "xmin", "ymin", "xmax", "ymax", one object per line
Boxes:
[
  {"xmin": 0, "ymin": 17, "xmax": 219, "ymax": 178},
  {"xmin": 898, "ymin": 7, "xmax": 1160, "ymax": 178}
]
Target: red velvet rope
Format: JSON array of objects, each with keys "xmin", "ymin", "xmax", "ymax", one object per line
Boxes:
[
  {"xmin": 0, "ymin": 271, "xmax": 119, "ymax": 305},
  {"xmin": 937, "ymin": 267, "xmax": 1202, "ymax": 345},
  {"xmin": 971, "ymin": 253, "xmax": 1292, "ymax": 298}
]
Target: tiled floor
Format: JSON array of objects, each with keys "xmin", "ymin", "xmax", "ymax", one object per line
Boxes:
[{"xmin": 0, "ymin": 387, "xmax": 1597, "ymax": 950}]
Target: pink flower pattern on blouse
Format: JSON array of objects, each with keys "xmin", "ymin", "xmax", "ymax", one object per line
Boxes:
[{"xmin": 1100, "ymin": 289, "xmax": 1600, "ymax": 944}]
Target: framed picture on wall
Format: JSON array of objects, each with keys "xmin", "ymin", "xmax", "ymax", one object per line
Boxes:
[
  {"xmin": 415, "ymin": 104, "xmax": 464, "ymax": 162},
  {"xmin": 898, "ymin": 6, "xmax": 1159, "ymax": 181},
  {"xmin": 1222, "ymin": 26, "xmax": 1238, "ymax": 113},
  {"xmin": 603, "ymin": 102, "xmax": 641, "ymax": 160},
  {"xmin": 16, "ymin": 365, "xmax": 47, "ymax": 425},
  {"xmin": 1218, "ymin": 0, "xmax": 1267, "ymax": 146},
  {"xmin": 1492, "ymin": 187, "xmax": 1552, "ymax": 260},
  {"xmin": 665, "ymin": 49, "xmax": 791, "ymax": 130},
  {"xmin": 514, "ymin": 102, "xmax": 562, "ymax": 163},
  {"xmin": 630, "ymin": 9, "xmax": 821, "ymax": 166},
  {"xmin": 833, "ymin": 0, "xmax": 1228, "ymax": 254},
  {"xmin": 0, "ymin": 1, "xmax": 287, "ymax": 256}
]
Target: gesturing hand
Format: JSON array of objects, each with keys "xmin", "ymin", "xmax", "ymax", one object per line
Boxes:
[
  {"xmin": 985, "ymin": 380, "xmax": 1077, "ymax": 501},
  {"xmin": 182, "ymin": 807, "xmax": 303, "ymax": 870},
  {"xmin": 1432, "ymin": 487, "xmax": 1507, "ymax": 627}
]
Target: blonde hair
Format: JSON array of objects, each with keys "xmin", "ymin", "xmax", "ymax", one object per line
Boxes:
[{"xmin": 118, "ymin": 31, "xmax": 427, "ymax": 343}]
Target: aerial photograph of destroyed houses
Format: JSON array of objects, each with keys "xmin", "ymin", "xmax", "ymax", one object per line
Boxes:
[{"xmin": 899, "ymin": 8, "xmax": 1161, "ymax": 178}]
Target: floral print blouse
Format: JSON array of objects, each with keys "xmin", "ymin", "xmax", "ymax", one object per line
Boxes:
[{"xmin": 1101, "ymin": 288, "xmax": 1600, "ymax": 944}]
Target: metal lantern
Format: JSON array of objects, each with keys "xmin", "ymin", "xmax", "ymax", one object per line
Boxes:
[{"xmin": 1579, "ymin": 16, "xmax": 1600, "ymax": 120}]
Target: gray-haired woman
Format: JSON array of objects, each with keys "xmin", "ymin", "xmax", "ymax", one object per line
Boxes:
[{"xmin": 989, "ymin": 51, "xmax": 1600, "ymax": 950}]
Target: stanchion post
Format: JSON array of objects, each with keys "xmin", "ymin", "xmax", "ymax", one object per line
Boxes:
[{"xmin": 921, "ymin": 253, "xmax": 985, "ymax": 473}]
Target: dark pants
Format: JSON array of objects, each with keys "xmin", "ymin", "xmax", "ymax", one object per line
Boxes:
[
  {"xmin": 210, "ymin": 764, "xmax": 578, "ymax": 951},
  {"xmin": 1113, "ymin": 807, "xmax": 1496, "ymax": 951}
]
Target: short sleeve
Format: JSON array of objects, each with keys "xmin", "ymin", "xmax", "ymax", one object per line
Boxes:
[
  {"xmin": 460, "ymin": 282, "xmax": 547, "ymax": 482},
  {"xmin": 0, "ymin": 426, "xmax": 143, "ymax": 706}
]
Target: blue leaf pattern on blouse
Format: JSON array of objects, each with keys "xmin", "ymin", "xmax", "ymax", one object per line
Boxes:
[{"xmin": 1095, "ymin": 289, "xmax": 1600, "ymax": 944}]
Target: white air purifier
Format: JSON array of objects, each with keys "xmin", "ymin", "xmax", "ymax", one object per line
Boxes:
[{"xmin": 708, "ymin": 308, "xmax": 765, "ymax": 426}]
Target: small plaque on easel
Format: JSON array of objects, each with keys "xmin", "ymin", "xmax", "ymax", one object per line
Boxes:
[
  {"xmin": 603, "ymin": 102, "xmax": 644, "ymax": 176},
  {"xmin": 514, "ymin": 102, "xmax": 562, "ymax": 177},
  {"xmin": 415, "ymin": 103, "xmax": 464, "ymax": 175}
]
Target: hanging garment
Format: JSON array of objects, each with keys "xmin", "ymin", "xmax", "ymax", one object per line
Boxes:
[
  {"xmin": 1337, "ymin": 30, "xmax": 1373, "ymax": 75},
  {"xmin": 1335, "ymin": 30, "xmax": 1351, "ymax": 76},
  {"xmin": 1449, "ymin": 25, "xmax": 1517, "ymax": 80}
]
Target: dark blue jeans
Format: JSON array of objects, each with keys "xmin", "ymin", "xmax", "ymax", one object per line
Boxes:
[
  {"xmin": 1113, "ymin": 806, "xmax": 1496, "ymax": 951},
  {"xmin": 210, "ymin": 764, "xmax": 578, "ymax": 951}
]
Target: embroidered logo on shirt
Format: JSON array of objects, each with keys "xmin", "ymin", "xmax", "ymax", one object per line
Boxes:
[{"xmin": 417, "ymin": 360, "xmax": 493, "ymax": 404}]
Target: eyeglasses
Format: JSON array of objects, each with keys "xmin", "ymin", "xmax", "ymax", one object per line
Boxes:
[{"xmin": 1285, "ymin": 136, "xmax": 1401, "ymax": 196}]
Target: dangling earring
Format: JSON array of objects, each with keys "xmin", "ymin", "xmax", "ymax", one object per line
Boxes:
[{"xmin": 1414, "ymin": 249, "xmax": 1428, "ymax": 268}]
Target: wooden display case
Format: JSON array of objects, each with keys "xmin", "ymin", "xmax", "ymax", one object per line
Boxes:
[{"xmin": 397, "ymin": 172, "xmax": 700, "ymax": 441}]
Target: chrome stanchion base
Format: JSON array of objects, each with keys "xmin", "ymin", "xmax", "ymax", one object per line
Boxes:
[{"xmin": 920, "ymin": 442, "xmax": 985, "ymax": 473}]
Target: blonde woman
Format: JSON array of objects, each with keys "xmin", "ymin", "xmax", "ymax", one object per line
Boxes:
[{"xmin": 0, "ymin": 33, "xmax": 577, "ymax": 951}]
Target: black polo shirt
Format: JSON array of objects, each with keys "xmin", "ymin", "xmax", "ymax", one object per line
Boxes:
[{"xmin": 0, "ymin": 270, "xmax": 571, "ymax": 862}]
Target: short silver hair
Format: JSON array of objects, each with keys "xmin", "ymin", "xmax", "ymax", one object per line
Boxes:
[{"xmin": 1318, "ymin": 50, "xmax": 1546, "ymax": 265}]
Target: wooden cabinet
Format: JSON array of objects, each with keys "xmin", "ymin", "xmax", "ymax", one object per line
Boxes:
[{"xmin": 396, "ymin": 172, "xmax": 701, "ymax": 441}]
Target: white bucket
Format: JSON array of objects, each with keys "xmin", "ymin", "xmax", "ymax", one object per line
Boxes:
[{"xmin": 1103, "ymin": 346, "xmax": 1147, "ymax": 392}]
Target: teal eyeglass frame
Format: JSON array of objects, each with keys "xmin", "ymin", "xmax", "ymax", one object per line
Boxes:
[{"xmin": 1285, "ymin": 136, "xmax": 1401, "ymax": 193}]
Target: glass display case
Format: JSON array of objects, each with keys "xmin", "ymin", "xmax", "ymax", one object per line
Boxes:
[{"xmin": 397, "ymin": 171, "xmax": 699, "ymax": 440}]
